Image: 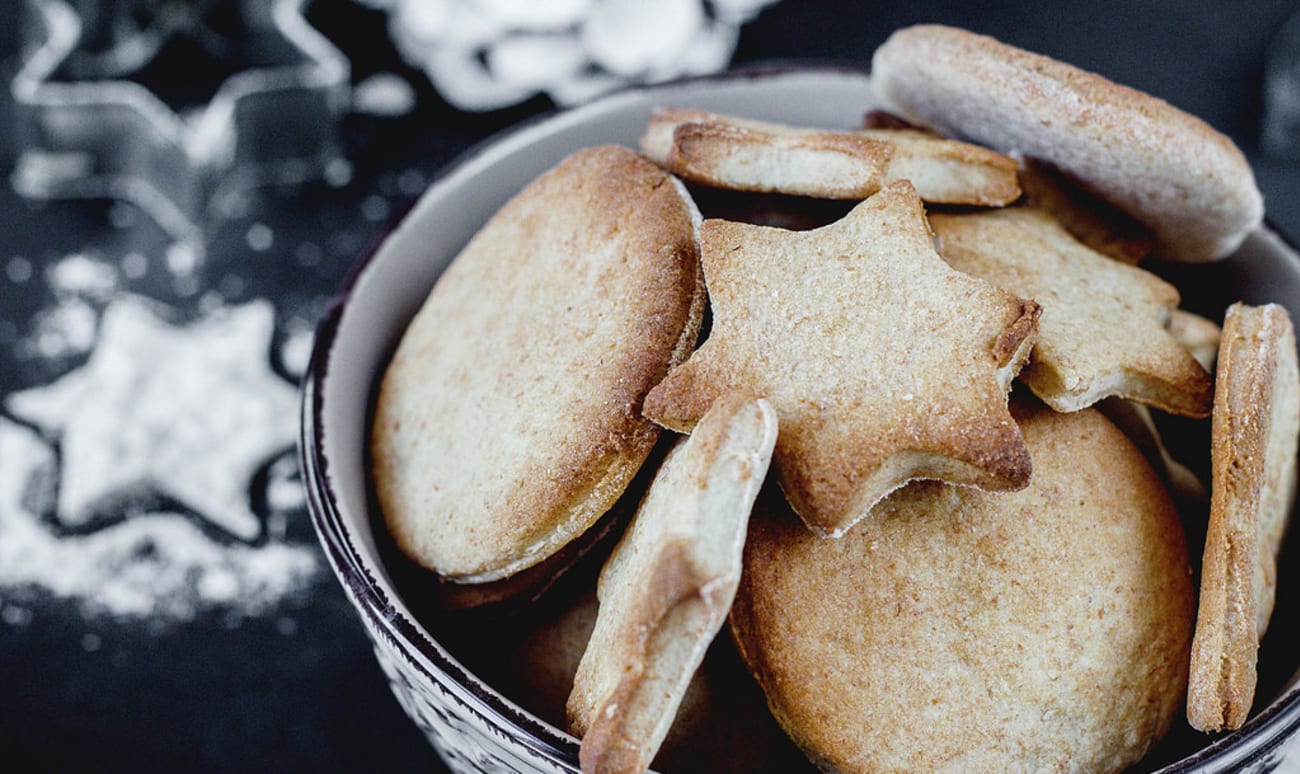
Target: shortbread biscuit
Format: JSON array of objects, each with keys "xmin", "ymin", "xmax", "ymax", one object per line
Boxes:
[
  {"xmin": 644, "ymin": 181, "xmax": 1040, "ymax": 536},
  {"xmin": 1018, "ymin": 158, "xmax": 1154, "ymax": 265},
  {"xmin": 930, "ymin": 207, "xmax": 1214, "ymax": 416},
  {"xmin": 569, "ymin": 394, "xmax": 777, "ymax": 774},
  {"xmin": 640, "ymin": 107, "xmax": 1020, "ymax": 205},
  {"xmin": 1188, "ymin": 303, "xmax": 1300, "ymax": 732},
  {"xmin": 372, "ymin": 145, "xmax": 705, "ymax": 582},
  {"xmin": 730, "ymin": 401, "xmax": 1195, "ymax": 773},
  {"xmin": 872, "ymin": 24, "xmax": 1263, "ymax": 262}
]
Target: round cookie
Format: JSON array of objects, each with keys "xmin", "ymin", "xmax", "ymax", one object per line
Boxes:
[
  {"xmin": 372, "ymin": 145, "xmax": 705, "ymax": 582},
  {"xmin": 729, "ymin": 400, "xmax": 1195, "ymax": 773},
  {"xmin": 871, "ymin": 24, "xmax": 1263, "ymax": 263}
]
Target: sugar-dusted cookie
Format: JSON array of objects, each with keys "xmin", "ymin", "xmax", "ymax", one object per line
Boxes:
[
  {"xmin": 372, "ymin": 145, "xmax": 705, "ymax": 582},
  {"xmin": 930, "ymin": 207, "xmax": 1214, "ymax": 417},
  {"xmin": 730, "ymin": 400, "xmax": 1195, "ymax": 773},
  {"xmin": 872, "ymin": 24, "xmax": 1263, "ymax": 262},
  {"xmin": 1189, "ymin": 303, "xmax": 1300, "ymax": 732},
  {"xmin": 643, "ymin": 181, "xmax": 1040, "ymax": 536},
  {"xmin": 640, "ymin": 107, "xmax": 1021, "ymax": 205},
  {"xmin": 568, "ymin": 394, "xmax": 777, "ymax": 774}
]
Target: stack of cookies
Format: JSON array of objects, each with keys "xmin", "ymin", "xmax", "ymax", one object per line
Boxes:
[{"xmin": 370, "ymin": 24, "xmax": 1298, "ymax": 774}]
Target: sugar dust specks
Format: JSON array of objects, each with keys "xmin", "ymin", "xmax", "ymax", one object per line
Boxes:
[
  {"xmin": 0, "ymin": 247, "xmax": 321, "ymax": 627},
  {"xmin": 165, "ymin": 242, "xmax": 203, "ymax": 296},
  {"xmin": 23, "ymin": 298, "xmax": 97, "ymax": 360},
  {"xmin": 294, "ymin": 242, "xmax": 323, "ymax": 268},
  {"xmin": 6, "ymin": 256, "xmax": 32, "ymax": 283},
  {"xmin": 7, "ymin": 295, "xmax": 298, "ymax": 542},
  {"xmin": 352, "ymin": 72, "xmax": 417, "ymax": 117},
  {"xmin": 165, "ymin": 243, "xmax": 200, "ymax": 276},
  {"xmin": 0, "ymin": 426, "xmax": 316, "ymax": 623},
  {"xmin": 47, "ymin": 252, "xmax": 119, "ymax": 298},
  {"xmin": 121, "ymin": 251, "xmax": 149, "ymax": 280},
  {"xmin": 324, "ymin": 158, "xmax": 353, "ymax": 188},
  {"xmin": 246, "ymin": 223, "xmax": 274, "ymax": 252},
  {"xmin": 2, "ymin": 604, "xmax": 33, "ymax": 627},
  {"xmin": 397, "ymin": 168, "xmax": 426, "ymax": 197},
  {"xmin": 361, "ymin": 194, "xmax": 391, "ymax": 223},
  {"xmin": 279, "ymin": 319, "xmax": 317, "ymax": 381},
  {"xmin": 14, "ymin": 252, "xmax": 120, "ymax": 362},
  {"xmin": 108, "ymin": 201, "xmax": 138, "ymax": 230}
]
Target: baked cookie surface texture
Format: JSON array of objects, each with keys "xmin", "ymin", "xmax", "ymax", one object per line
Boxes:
[
  {"xmin": 730, "ymin": 401, "xmax": 1196, "ymax": 773},
  {"xmin": 1189, "ymin": 303, "xmax": 1300, "ymax": 732},
  {"xmin": 568, "ymin": 394, "xmax": 777, "ymax": 774},
  {"xmin": 872, "ymin": 24, "xmax": 1263, "ymax": 262},
  {"xmin": 640, "ymin": 107, "xmax": 1020, "ymax": 205},
  {"xmin": 644, "ymin": 181, "xmax": 1039, "ymax": 536},
  {"xmin": 372, "ymin": 145, "xmax": 705, "ymax": 582},
  {"xmin": 930, "ymin": 207, "xmax": 1214, "ymax": 416}
]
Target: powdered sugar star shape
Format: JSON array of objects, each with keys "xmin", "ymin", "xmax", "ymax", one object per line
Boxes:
[
  {"xmin": 6, "ymin": 295, "xmax": 298, "ymax": 542},
  {"xmin": 0, "ymin": 416, "xmax": 318, "ymax": 623}
]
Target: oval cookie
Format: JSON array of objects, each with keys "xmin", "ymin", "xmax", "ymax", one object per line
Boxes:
[
  {"xmin": 372, "ymin": 145, "xmax": 705, "ymax": 582},
  {"xmin": 871, "ymin": 24, "xmax": 1263, "ymax": 262}
]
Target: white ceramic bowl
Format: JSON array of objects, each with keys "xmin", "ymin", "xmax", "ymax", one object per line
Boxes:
[{"xmin": 300, "ymin": 66, "xmax": 1300, "ymax": 772}]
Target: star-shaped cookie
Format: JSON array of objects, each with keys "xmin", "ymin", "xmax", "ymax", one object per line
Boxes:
[
  {"xmin": 929, "ymin": 207, "xmax": 1214, "ymax": 416},
  {"xmin": 5, "ymin": 295, "xmax": 298, "ymax": 541},
  {"xmin": 643, "ymin": 181, "xmax": 1040, "ymax": 536}
]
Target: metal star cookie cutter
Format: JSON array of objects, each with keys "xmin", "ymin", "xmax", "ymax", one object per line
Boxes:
[{"xmin": 10, "ymin": 0, "xmax": 351, "ymax": 249}]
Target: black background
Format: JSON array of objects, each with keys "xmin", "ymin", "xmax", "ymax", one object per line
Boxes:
[{"xmin": 1, "ymin": 1, "xmax": 1298, "ymax": 772}]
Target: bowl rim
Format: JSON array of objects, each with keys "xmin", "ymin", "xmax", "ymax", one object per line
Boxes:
[{"xmin": 299, "ymin": 62, "xmax": 1300, "ymax": 773}]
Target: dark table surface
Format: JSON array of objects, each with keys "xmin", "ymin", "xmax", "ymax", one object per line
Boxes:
[{"xmin": 1, "ymin": 1, "xmax": 1297, "ymax": 772}]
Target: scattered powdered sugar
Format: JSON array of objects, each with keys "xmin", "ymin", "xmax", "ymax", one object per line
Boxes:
[
  {"xmin": 18, "ymin": 297, "xmax": 98, "ymax": 360},
  {"xmin": 279, "ymin": 319, "xmax": 318, "ymax": 382},
  {"xmin": 121, "ymin": 251, "xmax": 149, "ymax": 280},
  {"xmin": 265, "ymin": 454, "xmax": 307, "ymax": 518},
  {"xmin": 6, "ymin": 256, "xmax": 33, "ymax": 283},
  {"xmin": 0, "ymin": 257, "xmax": 321, "ymax": 626},
  {"xmin": 352, "ymin": 72, "xmax": 418, "ymax": 117},
  {"xmin": 165, "ymin": 243, "xmax": 200, "ymax": 275},
  {"xmin": 0, "ymin": 422, "xmax": 316, "ymax": 621},
  {"xmin": 7, "ymin": 295, "xmax": 300, "ymax": 541},
  {"xmin": 14, "ymin": 252, "xmax": 121, "ymax": 362},
  {"xmin": 46, "ymin": 252, "xmax": 120, "ymax": 299},
  {"xmin": 245, "ymin": 223, "xmax": 274, "ymax": 252}
]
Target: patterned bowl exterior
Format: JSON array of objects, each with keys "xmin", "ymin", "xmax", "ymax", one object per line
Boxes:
[
  {"xmin": 300, "ymin": 66, "xmax": 1300, "ymax": 774},
  {"xmin": 302, "ymin": 340, "xmax": 581, "ymax": 772}
]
